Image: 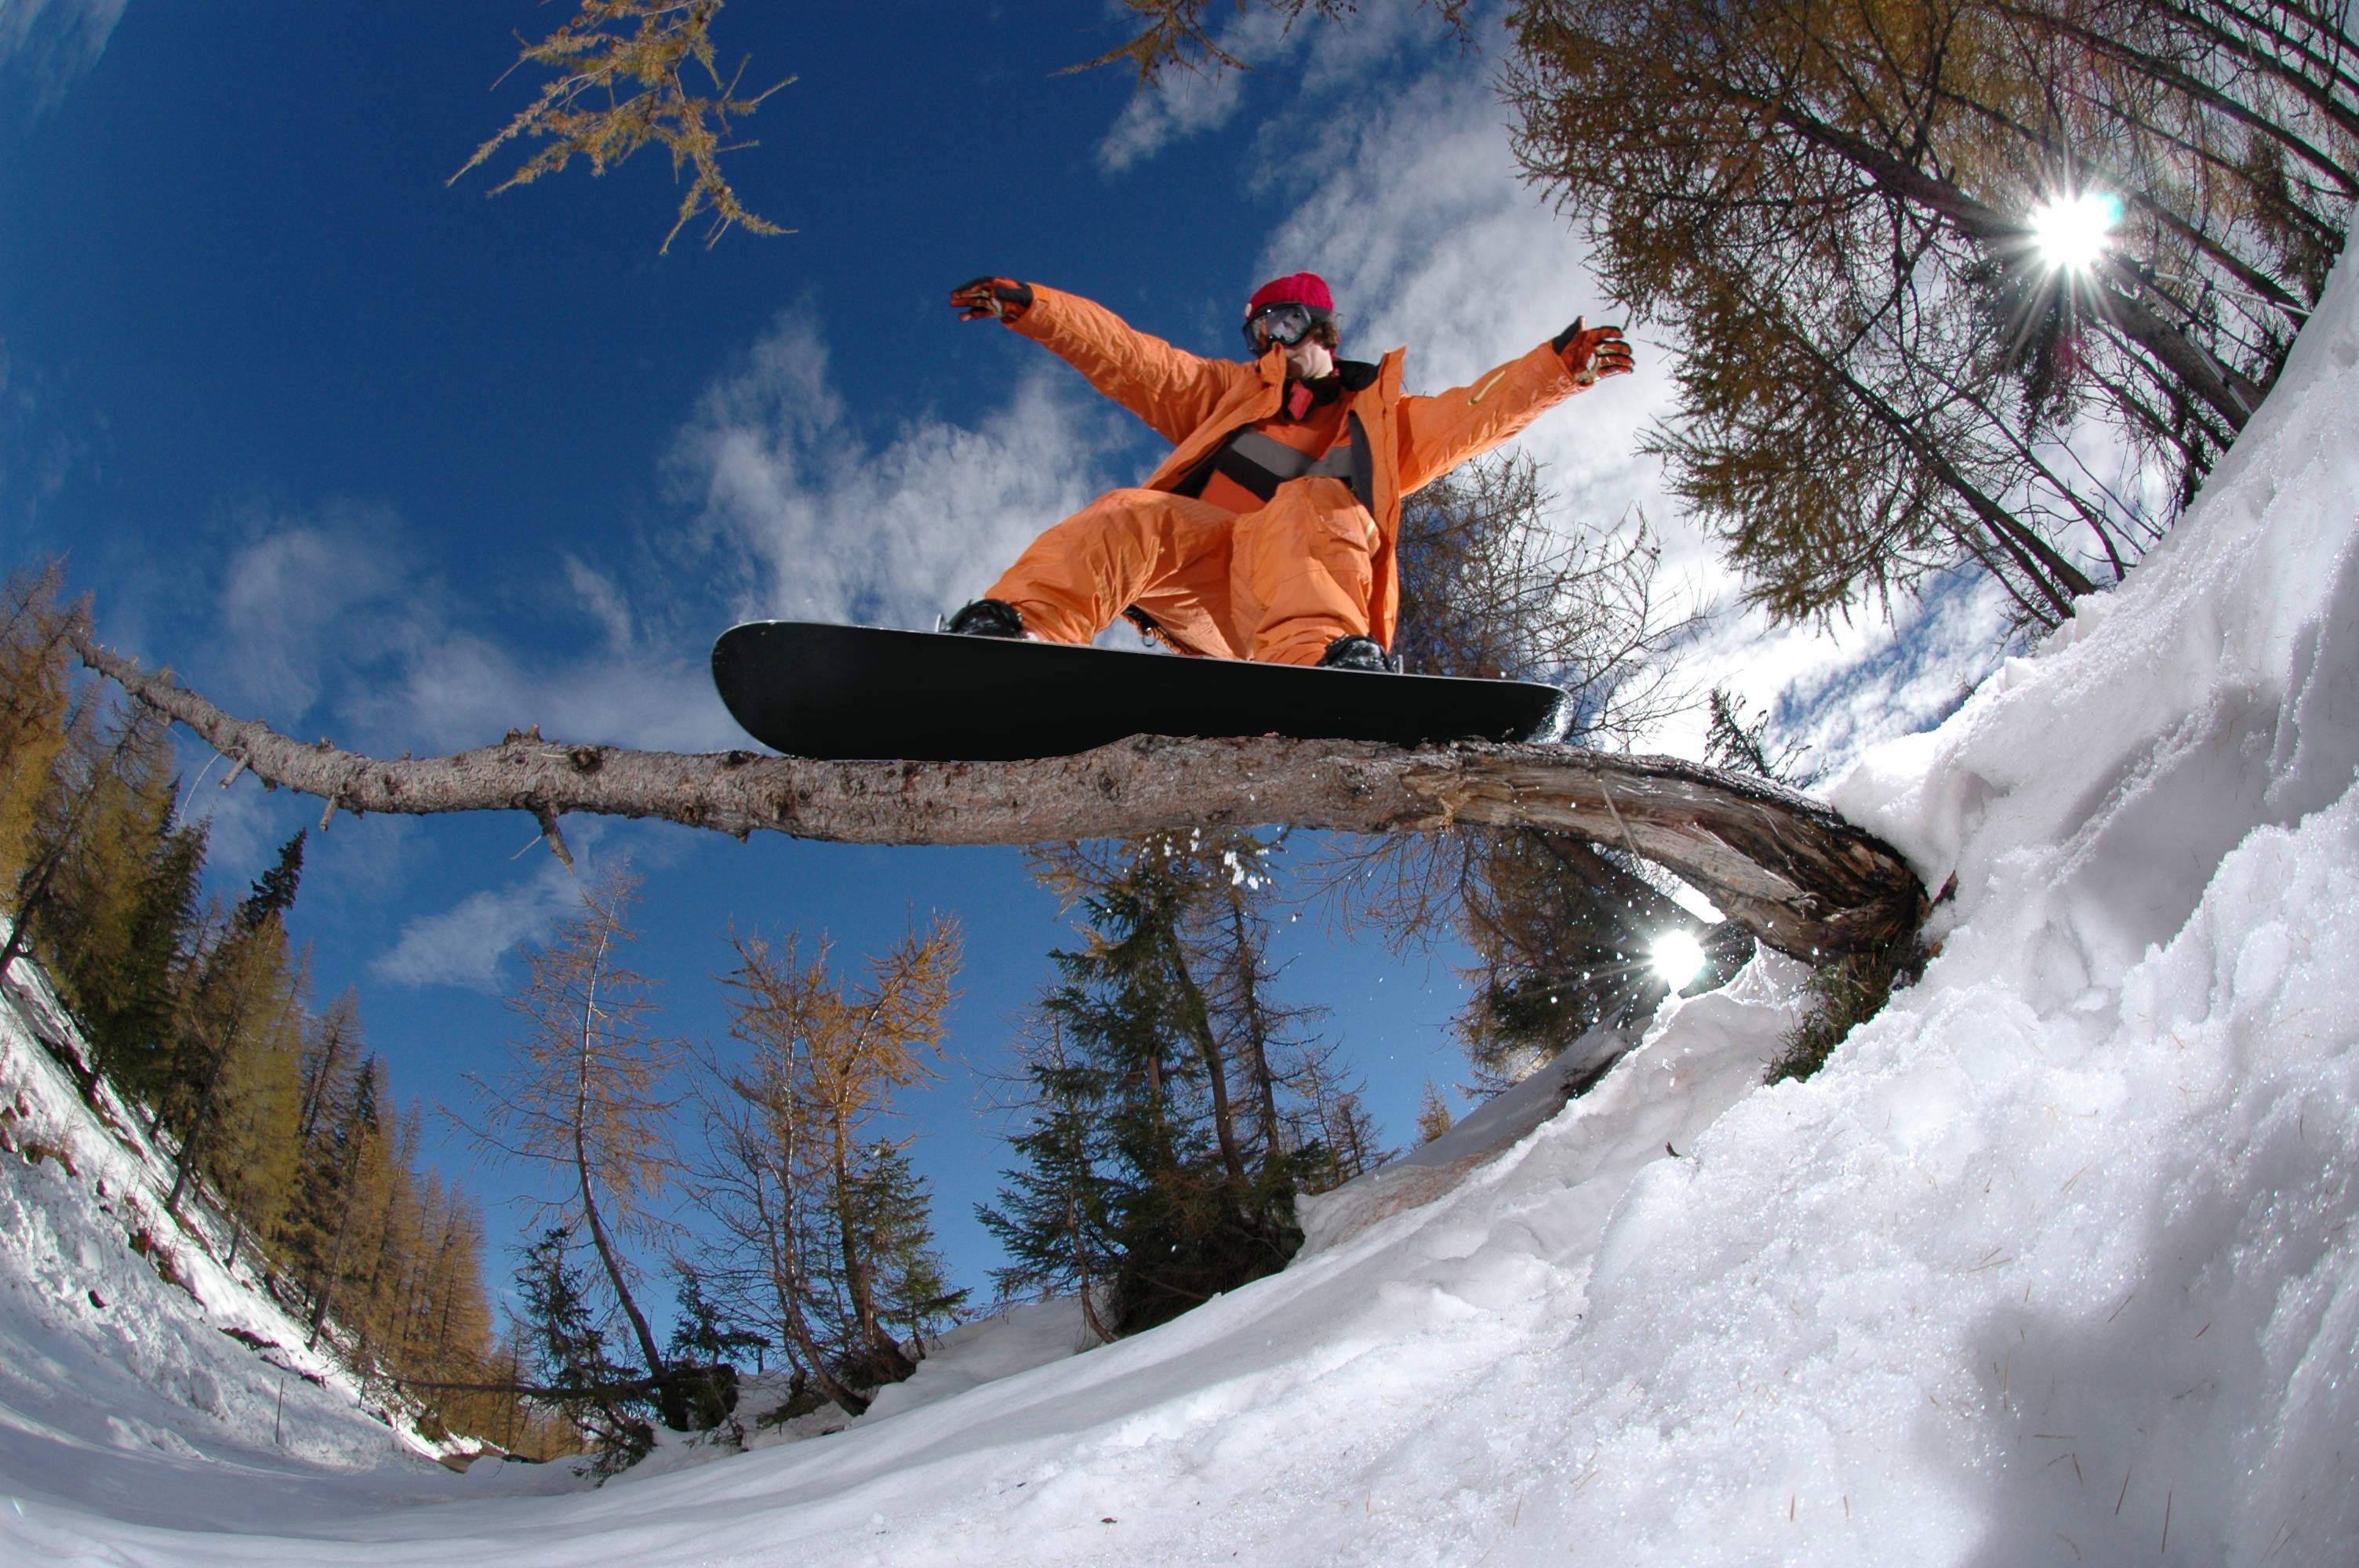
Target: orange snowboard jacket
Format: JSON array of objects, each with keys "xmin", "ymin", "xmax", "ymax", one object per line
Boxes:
[{"xmin": 1009, "ymin": 284, "xmax": 1590, "ymax": 648}]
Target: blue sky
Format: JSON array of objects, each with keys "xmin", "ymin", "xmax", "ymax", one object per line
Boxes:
[{"xmin": 0, "ymin": 0, "xmax": 2006, "ymax": 1314}]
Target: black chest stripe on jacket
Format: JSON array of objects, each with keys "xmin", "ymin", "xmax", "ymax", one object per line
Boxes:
[{"xmin": 1173, "ymin": 411, "xmax": 1375, "ymax": 508}]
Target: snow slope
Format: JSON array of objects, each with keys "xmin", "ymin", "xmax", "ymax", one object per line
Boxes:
[
  {"xmin": 0, "ymin": 935, "xmax": 515, "ymax": 1536},
  {"xmin": 11, "ymin": 249, "xmax": 2359, "ymax": 1563}
]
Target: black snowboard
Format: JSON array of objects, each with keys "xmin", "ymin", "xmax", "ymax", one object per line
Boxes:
[{"xmin": 711, "ymin": 621, "xmax": 1569, "ymax": 762}]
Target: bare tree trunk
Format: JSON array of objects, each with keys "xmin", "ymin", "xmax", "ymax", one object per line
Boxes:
[
  {"xmin": 769, "ymin": 1249, "xmax": 867, "ymax": 1416},
  {"xmin": 573, "ymin": 1116, "xmax": 667, "ymax": 1388},
  {"xmin": 570, "ymin": 946, "xmax": 667, "ymax": 1393},
  {"xmin": 0, "ymin": 714, "xmax": 151, "ymax": 981},
  {"xmin": 829, "ymin": 1114, "xmax": 913, "ymax": 1385},
  {"xmin": 70, "ymin": 627, "xmax": 1926, "ymax": 959},
  {"xmin": 1169, "ymin": 950, "xmax": 1247, "ymax": 1191},
  {"xmin": 1216, "ymin": 897, "xmax": 1285, "ymax": 1162},
  {"xmin": 747, "ymin": 1136, "xmax": 868, "ymax": 1415}
]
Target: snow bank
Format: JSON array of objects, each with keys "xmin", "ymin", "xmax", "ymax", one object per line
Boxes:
[
  {"xmin": 12, "ymin": 248, "xmax": 2359, "ymax": 1566},
  {"xmin": 1296, "ymin": 1018, "xmax": 1635, "ymax": 1255},
  {"xmin": 0, "ymin": 935, "xmax": 496, "ymax": 1534}
]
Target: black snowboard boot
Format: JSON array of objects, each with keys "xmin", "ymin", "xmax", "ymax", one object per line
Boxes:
[
  {"xmin": 944, "ymin": 598, "xmax": 1025, "ymax": 638},
  {"xmin": 1318, "ymin": 633, "xmax": 1402, "ymax": 673}
]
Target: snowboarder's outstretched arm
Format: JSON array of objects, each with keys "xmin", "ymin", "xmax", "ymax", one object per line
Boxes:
[
  {"xmin": 951, "ymin": 278, "xmax": 1250, "ymax": 446},
  {"xmin": 1394, "ymin": 318, "xmax": 1634, "ymax": 495}
]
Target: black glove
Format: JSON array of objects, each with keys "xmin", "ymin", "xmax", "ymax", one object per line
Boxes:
[{"xmin": 951, "ymin": 277, "xmax": 1035, "ymax": 324}]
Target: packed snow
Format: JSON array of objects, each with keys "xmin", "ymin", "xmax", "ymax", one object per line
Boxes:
[{"xmin": 8, "ymin": 248, "xmax": 2359, "ymax": 1568}]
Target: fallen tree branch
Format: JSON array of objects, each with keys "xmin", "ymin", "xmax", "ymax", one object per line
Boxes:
[{"xmin": 70, "ymin": 627, "xmax": 1925, "ymax": 959}]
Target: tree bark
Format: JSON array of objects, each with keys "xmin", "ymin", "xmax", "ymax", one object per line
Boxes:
[
  {"xmin": 71, "ymin": 628, "xmax": 1927, "ymax": 960},
  {"xmin": 1170, "ymin": 943, "xmax": 1248, "ymax": 1191},
  {"xmin": 569, "ymin": 941, "xmax": 668, "ymax": 1398},
  {"xmin": 828, "ymin": 1109, "xmax": 914, "ymax": 1386}
]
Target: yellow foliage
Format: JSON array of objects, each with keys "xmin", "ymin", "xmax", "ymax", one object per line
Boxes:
[
  {"xmin": 1413, "ymin": 1080, "xmax": 1454, "ymax": 1145},
  {"xmin": 0, "ymin": 563, "xmax": 77, "ymax": 889},
  {"xmin": 711, "ymin": 916, "xmax": 961, "ymax": 1402},
  {"xmin": 453, "ymin": 0, "xmax": 791, "ymax": 253}
]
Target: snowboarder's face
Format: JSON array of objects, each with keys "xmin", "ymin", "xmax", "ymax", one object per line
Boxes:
[
  {"xmin": 1245, "ymin": 300, "xmax": 1338, "ymax": 379},
  {"xmin": 1282, "ymin": 335, "xmax": 1336, "ymax": 381}
]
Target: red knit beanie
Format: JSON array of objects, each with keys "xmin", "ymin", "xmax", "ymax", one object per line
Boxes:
[{"xmin": 1245, "ymin": 272, "xmax": 1335, "ymax": 318}]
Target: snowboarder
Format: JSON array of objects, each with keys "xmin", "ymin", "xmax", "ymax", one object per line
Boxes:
[{"xmin": 942, "ymin": 271, "xmax": 1634, "ymax": 671}]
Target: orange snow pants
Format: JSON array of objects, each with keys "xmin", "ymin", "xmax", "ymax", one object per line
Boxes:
[{"xmin": 984, "ymin": 477, "xmax": 1376, "ymax": 665}]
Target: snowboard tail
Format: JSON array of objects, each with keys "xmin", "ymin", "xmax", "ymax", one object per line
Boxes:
[{"xmin": 711, "ymin": 621, "xmax": 1569, "ymax": 762}]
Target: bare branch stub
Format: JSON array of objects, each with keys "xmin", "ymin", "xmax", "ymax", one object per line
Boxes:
[{"xmin": 69, "ymin": 628, "xmax": 1925, "ymax": 960}]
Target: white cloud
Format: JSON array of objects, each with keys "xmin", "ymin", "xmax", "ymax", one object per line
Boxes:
[
  {"xmin": 1766, "ymin": 573, "xmax": 2016, "ymax": 780},
  {"xmin": 1099, "ymin": 64, "xmax": 1249, "ymax": 172},
  {"xmin": 1093, "ymin": 0, "xmax": 1457, "ymax": 172},
  {"xmin": 668, "ymin": 312, "xmax": 1133, "ymax": 633},
  {"xmin": 563, "ymin": 554, "xmax": 635, "ymax": 652},
  {"xmin": 370, "ymin": 855, "xmax": 587, "ymax": 993},
  {"xmin": 173, "ymin": 307, "xmax": 1133, "ymax": 783},
  {"xmin": 0, "ymin": 0, "xmax": 127, "ymax": 113},
  {"xmin": 216, "ymin": 502, "xmax": 416, "ymax": 717},
  {"xmin": 210, "ymin": 325, "xmax": 1142, "ymax": 755},
  {"xmin": 176, "ymin": 762, "xmax": 290, "ymax": 883},
  {"xmin": 205, "ymin": 499, "xmax": 741, "ymax": 757}
]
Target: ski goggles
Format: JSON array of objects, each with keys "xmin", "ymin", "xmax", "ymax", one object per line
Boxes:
[{"xmin": 1242, "ymin": 301, "xmax": 1332, "ymax": 353}]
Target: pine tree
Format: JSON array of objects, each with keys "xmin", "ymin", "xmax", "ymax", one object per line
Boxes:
[
  {"xmin": 998, "ymin": 833, "xmax": 1323, "ymax": 1335},
  {"xmin": 1285, "ymin": 1040, "xmax": 1388, "ymax": 1192},
  {"xmin": 7, "ymin": 696, "xmax": 208, "ymax": 1106},
  {"xmin": 663, "ymin": 1263, "xmax": 766, "ymax": 1430},
  {"xmin": 296, "ymin": 1054, "xmax": 391, "ymax": 1347},
  {"xmin": 235, "ymin": 830, "xmax": 305, "ymax": 931},
  {"xmin": 976, "ymin": 1018, "xmax": 1119, "ymax": 1341},
  {"xmin": 0, "ymin": 577, "xmax": 531, "ymax": 1457},
  {"xmin": 454, "ymin": 0, "xmax": 789, "ymax": 253},
  {"xmin": 1703, "ymin": 689, "xmax": 1809, "ymax": 786},
  {"xmin": 296, "ymin": 988, "xmax": 368, "ymax": 1152},
  {"xmin": 1414, "ymin": 1082, "xmax": 1456, "ymax": 1145},
  {"xmin": 162, "ymin": 903, "xmax": 307, "ymax": 1256},
  {"xmin": 667, "ymin": 1261, "xmax": 771, "ymax": 1368},
  {"xmin": 1503, "ymin": 0, "xmax": 2355, "ymax": 626},
  {"xmin": 514, "ymin": 1228, "xmax": 653, "ymax": 1470},
  {"xmin": 844, "ymin": 1141, "xmax": 969, "ymax": 1353},
  {"xmin": 34, "ymin": 721, "xmax": 205, "ymax": 1102},
  {"xmin": 347, "ymin": 1098, "xmax": 423, "ymax": 1374}
]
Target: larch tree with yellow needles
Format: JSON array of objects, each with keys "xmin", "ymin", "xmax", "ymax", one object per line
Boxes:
[
  {"xmin": 693, "ymin": 917, "xmax": 962, "ymax": 1415},
  {"xmin": 456, "ymin": 863, "xmax": 686, "ymax": 1421},
  {"xmin": 453, "ymin": 0, "xmax": 791, "ymax": 252}
]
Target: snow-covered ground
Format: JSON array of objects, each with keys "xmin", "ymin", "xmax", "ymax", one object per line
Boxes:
[
  {"xmin": 0, "ymin": 930, "xmax": 537, "ymax": 1535},
  {"xmin": 9, "ymin": 251, "xmax": 2359, "ymax": 1564}
]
